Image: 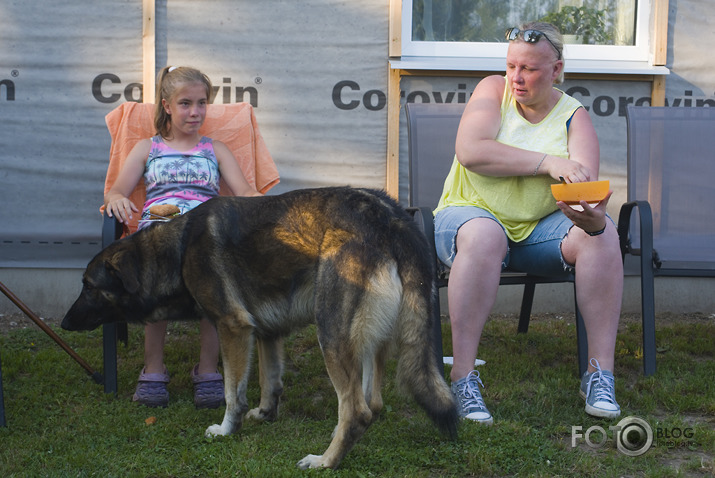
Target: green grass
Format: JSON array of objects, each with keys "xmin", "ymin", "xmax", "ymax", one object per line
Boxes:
[{"xmin": 1, "ymin": 313, "xmax": 713, "ymax": 477}]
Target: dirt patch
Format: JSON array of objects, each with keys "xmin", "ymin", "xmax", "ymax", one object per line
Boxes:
[{"xmin": 0, "ymin": 311, "xmax": 63, "ymax": 335}]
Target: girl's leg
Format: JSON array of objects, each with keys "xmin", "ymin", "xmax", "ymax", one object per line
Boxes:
[
  {"xmin": 143, "ymin": 321, "xmax": 169, "ymax": 373},
  {"xmin": 197, "ymin": 319, "xmax": 220, "ymax": 374}
]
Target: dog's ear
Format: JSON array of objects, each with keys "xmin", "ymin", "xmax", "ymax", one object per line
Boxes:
[{"xmin": 104, "ymin": 251, "xmax": 141, "ymax": 295}]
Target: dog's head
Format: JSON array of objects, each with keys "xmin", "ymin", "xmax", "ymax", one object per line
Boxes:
[{"xmin": 61, "ymin": 241, "xmax": 147, "ymax": 331}]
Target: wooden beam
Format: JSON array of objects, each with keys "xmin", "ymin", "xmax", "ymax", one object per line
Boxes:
[
  {"xmin": 142, "ymin": 0, "xmax": 156, "ymax": 104},
  {"xmin": 651, "ymin": 75, "xmax": 666, "ymax": 106},
  {"xmin": 385, "ymin": 66, "xmax": 401, "ymax": 198},
  {"xmin": 652, "ymin": 0, "xmax": 669, "ymax": 66},
  {"xmin": 388, "ymin": 0, "xmax": 401, "ymax": 58}
]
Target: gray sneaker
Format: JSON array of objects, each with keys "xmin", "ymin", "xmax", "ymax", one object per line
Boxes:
[
  {"xmin": 451, "ymin": 370, "xmax": 493, "ymax": 425},
  {"xmin": 580, "ymin": 358, "xmax": 621, "ymax": 418}
]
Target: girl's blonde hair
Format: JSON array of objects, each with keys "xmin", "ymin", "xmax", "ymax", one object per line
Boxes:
[
  {"xmin": 519, "ymin": 21, "xmax": 565, "ymax": 84},
  {"xmin": 154, "ymin": 66, "xmax": 213, "ymax": 138}
]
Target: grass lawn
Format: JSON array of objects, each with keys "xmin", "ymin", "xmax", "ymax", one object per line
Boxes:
[{"xmin": 1, "ymin": 311, "xmax": 713, "ymax": 477}]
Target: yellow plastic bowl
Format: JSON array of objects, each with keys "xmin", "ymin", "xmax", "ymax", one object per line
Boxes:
[{"xmin": 550, "ymin": 180, "xmax": 609, "ymax": 205}]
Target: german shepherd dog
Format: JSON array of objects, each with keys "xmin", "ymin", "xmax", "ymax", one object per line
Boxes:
[{"xmin": 62, "ymin": 186, "xmax": 458, "ymax": 469}]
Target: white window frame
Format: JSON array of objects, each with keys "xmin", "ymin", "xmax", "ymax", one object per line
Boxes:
[{"xmin": 401, "ymin": 0, "xmax": 652, "ymax": 63}]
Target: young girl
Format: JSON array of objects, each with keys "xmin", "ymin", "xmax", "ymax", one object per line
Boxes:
[{"xmin": 104, "ymin": 66, "xmax": 262, "ymax": 408}]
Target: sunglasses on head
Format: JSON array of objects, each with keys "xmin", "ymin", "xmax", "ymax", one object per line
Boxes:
[{"xmin": 505, "ymin": 27, "xmax": 562, "ymax": 60}]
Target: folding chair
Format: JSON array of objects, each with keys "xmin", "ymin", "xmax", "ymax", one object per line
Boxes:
[
  {"xmin": 618, "ymin": 106, "xmax": 715, "ymax": 374},
  {"xmin": 99, "ymin": 101, "xmax": 280, "ymax": 393},
  {"xmin": 405, "ymin": 101, "xmax": 655, "ymax": 377}
]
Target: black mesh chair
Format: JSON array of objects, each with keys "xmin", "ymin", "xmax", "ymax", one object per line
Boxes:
[
  {"xmin": 618, "ymin": 106, "xmax": 715, "ymax": 374},
  {"xmin": 405, "ymin": 101, "xmax": 656, "ymax": 377}
]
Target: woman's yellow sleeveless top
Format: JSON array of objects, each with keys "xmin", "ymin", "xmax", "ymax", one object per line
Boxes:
[{"xmin": 435, "ymin": 78, "xmax": 583, "ymax": 241}]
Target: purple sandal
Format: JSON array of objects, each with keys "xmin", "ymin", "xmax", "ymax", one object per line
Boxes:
[
  {"xmin": 192, "ymin": 365, "xmax": 225, "ymax": 409},
  {"xmin": 132, "ymin": 367, "xmax": 170, "ymax": 408}
]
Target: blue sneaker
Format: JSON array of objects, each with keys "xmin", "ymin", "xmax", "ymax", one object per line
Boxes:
[
  {"xmin": 580, "ymin": 358, "xmax": 621, "ymax": 418},
  {"xmin": 451, "ymin": 370, "xmax": 493, "ymax": 425}
]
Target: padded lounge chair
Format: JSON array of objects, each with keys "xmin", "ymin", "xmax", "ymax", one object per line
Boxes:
[{"xmin": 99, "ymin": 101, "xmax": 280, "ymax": 393}]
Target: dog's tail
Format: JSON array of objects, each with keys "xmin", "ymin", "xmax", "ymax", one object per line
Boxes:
[{"xmin": 390, "ymin": 218, "xmax": 459, "ymax": 440}]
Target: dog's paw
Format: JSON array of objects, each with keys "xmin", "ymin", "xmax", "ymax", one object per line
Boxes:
[
  {"xmin": 245, "ymin": 406, "xmax": 278, "ymax": 422},
  {"xmin": 297, "ymin": 454, "xmax": 325, "ymax": 470},
  {"xmin": 245, "ymin": 407, "xmax": 264, "ymax": 421},
  {"xmin": 205, "ymin": 424, "xmax": 227, "ymax": 437}
]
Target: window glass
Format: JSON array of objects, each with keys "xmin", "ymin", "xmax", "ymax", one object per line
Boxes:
[
  {"xmin": 411, "ymin": 0, "xmax": 636, "ymax": 45},
  {"xmin": 404, "ymin": 0, "xmax": 648, "ymax": 61}
]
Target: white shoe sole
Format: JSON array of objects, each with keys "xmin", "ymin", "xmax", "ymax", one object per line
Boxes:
[{"xmin": 580, "ymin": 390, "xmax": 621, "ymax": 418}]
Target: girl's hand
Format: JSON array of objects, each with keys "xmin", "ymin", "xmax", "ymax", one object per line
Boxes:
[{"xmin": 105, "ymin": 196, "xmax": 139, "ymax": 224}]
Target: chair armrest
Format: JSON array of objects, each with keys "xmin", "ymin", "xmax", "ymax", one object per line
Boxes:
[
  {"xmin": 406, "ymin": 206, "xmax": 437, "ymax": 252},
  {"xmin": 101, "ymin": 212, "xmax": 123, "ymax": 249},
  {"xmin": 406, "ymin": 206, "xmax": 451, "ymax": 287},
  {"xmin": 617, "ymin": 200, "xmax": 660, "ymax": 269}
]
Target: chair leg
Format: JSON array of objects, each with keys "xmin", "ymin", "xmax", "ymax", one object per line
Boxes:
[
  {"xmin": 118, "ymin": 322, "xmax": 129, "ymax": 346},
  {"xmin": 0, "ymin": 354, "xmax": 6, "ymax": 427},
  {"xmin": 575, "ymin": 302, "xmax": 588, "ymax": 378},
  {"xmin": 431, "ymin": 287, "xmax": 445, "ymax": 376},
  {"xmin": 101, "ymin": 213, "xmax": 125, "ymax": 393},
  {"xmin": 640, "ymin": 255, "xmax": 657, "ymax": 376},
  {"xmin": 635, "ymin": 201, "xmax": 657, "ymax": 376},
  {"xmin": 517, "ymin": 281, "xmax": 536, "ymax": 333},
  {"xmin": 103, "ymin": 322, "xmax": 118, "ymax": 394}
]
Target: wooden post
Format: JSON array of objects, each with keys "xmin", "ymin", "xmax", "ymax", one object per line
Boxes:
[
  {"xmin": 388, "ymin": 0, "xmax": 401, "ymax": 58},
  {"xmin": 386, "ymin": 67, "xmax": 401, "ymax": 198},
  {"xmin": 652, "ymin": 0, "xmax": 669, "ymax": 66},
  {"xmin": 385, "ymin": 0, "xmax": 402, "ymax": 198},
  {"xmin": 143, "ymin": 0, "xmax": 156, "ymax": 104}
]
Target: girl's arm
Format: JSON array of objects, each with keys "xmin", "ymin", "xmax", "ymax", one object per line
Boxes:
[
  {"xmin": 104, "ymin": 139, "xmax": 152, "ymax": 224},
  {"xmin": 213, "ymin": 140, "xmax": 262, "ymax": 197}
]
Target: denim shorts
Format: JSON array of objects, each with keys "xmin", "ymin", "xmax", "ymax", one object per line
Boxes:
[{"xmin": 434, "ymin": 206, "xmax": 575, "ymax": 278}]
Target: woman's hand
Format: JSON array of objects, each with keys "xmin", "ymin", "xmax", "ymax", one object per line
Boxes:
[
  {"xmin": 543, "ymin": 155, "xmax": 592, "ymax": 183},
  {"xmin": 557, "ymin": 190, "xmax": 612, "ymax": 234}
]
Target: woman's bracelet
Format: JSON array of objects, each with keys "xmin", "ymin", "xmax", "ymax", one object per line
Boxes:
[
  {"xmin": 533, "ymin": 153, "xmax": 547, "ymax": 176},
  {"xmin": 585, "ymin": 224, "xmax": 607, "ymax": 236}
]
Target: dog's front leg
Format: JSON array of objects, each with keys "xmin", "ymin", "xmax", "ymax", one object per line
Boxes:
[{"xmin": 205, "ymin": 320, "xmax": 254, "ymax": 437}]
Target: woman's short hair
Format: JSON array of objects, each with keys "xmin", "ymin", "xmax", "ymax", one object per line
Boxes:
[{"xmin": 520, "ymin": 21, "xmax": 565, "ymax": 84}]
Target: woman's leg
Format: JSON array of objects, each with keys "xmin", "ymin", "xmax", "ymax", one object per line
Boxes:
[
  {"xmin": 447, "ymin": 218, "xmax": 507, "ymax": 382},
  {"xmin": 561, "ymin": 223, "xmax": 623, "ymax": 372}
]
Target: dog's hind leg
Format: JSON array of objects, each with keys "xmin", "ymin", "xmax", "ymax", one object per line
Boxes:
[
  {"xmin": 363, "ymin": 343, "xmax": 389, "ymax": 420},
  {"xmin": 205, "ymin": 317, "xmax": 254, "ymax": 438},
  {"xmin": 245, "ymin": 337, "xmax": 284, "ymax": 422},
  {"xmin": 297, "ymin": 345, "xmax": 372, "ymax": 470}
]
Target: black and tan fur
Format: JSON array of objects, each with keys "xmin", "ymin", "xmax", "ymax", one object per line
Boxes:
[{"xmin": 62, "ymin": 186, "xmax": 458, "ymax": 469}]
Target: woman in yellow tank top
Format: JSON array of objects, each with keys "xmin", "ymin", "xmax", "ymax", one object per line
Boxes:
[{"xmin": 436, "ymin": 22, "xmax": 623, "ymax": 424}]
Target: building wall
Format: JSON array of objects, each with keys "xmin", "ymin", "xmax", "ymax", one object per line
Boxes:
[{"xmin": 1, "ymin": 0, "xmax": 713, "ymax": 316}]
